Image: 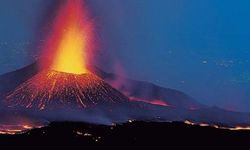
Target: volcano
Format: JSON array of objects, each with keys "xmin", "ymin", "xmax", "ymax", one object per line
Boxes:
[
  {"xmin": 2, "ymin": 62, "xmax": 250, "ymax": 128},
  {"xmin": 5, "ymin": 70, "xmax": 129, "ymax": 110},
  {"xmin": 2, "ymin": 0, "xmax": 250, "ymax": 135},
  {"xmin": 3, "ymin": 0, "xmax": 128, "ymax": 111}
]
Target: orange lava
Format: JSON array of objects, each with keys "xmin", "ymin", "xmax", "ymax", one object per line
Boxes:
[
  {"xmin": 0, "ymin": 124, "xmax": 36, "ymax": 135},
  {"xmin": 5, "ymin": 70, "xmax": 128, "ymax": 110},
  {"xmin": 41, "ymin": 0, "xmax": 93, "ymax": 74},
  {"xmin": 0, "ymin": 117, "xmax": 46, "ymax": 135},
  {"xmin": 129, "ymin": 96, "xmax": 169, "ymax": 107},
  {"xmin": 184, "ymin": 120, "xmax": 250, "ymax": 131}
]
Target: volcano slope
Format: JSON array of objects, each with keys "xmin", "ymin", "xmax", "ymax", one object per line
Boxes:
[{"xmin": 4, "ymin": 70, "xmax": 129, "ymax": 110}]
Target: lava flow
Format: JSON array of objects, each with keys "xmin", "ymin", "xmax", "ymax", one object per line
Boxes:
[
  {"xmin": 0, "ymin": 124, "xmax": 36, "ymax": 135},
  {"xmin": 5, "ymin": 70, "xmax": 128, "ymax": 110},
  {"xmin": 0, "ymin": 115, "xmax": 47, "ymax": 135},
  {"xmin": 184, "ymin": 120, "xmax": 250, "ymax": 131},
  {"xmin": 129, "ymin": 96, "xmax": 169, "ymax": 107}
]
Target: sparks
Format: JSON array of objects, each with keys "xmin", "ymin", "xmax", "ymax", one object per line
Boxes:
[{"xmin": 5, "ymin": 70, "xmax": 128, "ymax": 110}]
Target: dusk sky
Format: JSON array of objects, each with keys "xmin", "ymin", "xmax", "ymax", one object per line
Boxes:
[{"xmin": 1, "ymin": 0, "xmax": 250, "ymax": 112}]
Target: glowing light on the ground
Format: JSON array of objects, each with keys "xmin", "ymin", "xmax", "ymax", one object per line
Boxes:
[
  {"xmin": 0, "ymin": 121, "xmax": 45, "ymax": 135},
  {"xmin": 184, "ymin": 120, "xmax": 250, "ymax": 131}
]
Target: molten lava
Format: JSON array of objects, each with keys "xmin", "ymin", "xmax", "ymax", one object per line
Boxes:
[
  {"xmin": 42, "ymin": 0, "xmax": 93, "ymax": 74},
  {"xmin": 0, "ymin": 124, "xmax": 39, "ymax": 135},
  {"xmin": 51, "ymin": 21, "xmax": 88, "ymax": 74},
  {"xmin": 129, "ymin": 96, "xmax": 169, "ymax": 107},
  {"xmin": 184, "ymin": 120, "xmax": 250, "ymax": 131},
  {"xmin": 6, "ymin": 71, "xmax": 128, "ymax": 110},
  {"xmin": 0, "ymin": 116, "xmax": 47, "ymax": 135}
]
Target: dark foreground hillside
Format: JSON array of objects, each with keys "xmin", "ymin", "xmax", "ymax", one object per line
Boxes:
[{"xmin": 0, "ymin": 121, "xmax": 249, "ymax": 149}]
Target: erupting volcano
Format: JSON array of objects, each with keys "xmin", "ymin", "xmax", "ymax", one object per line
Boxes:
[
  {"xmin": 2, "ymin": 0, "xmax": 250, "ymax": 138},
  {"xmin": 5, "ymin": 0, "xmax": 128, "ymax": 110}
]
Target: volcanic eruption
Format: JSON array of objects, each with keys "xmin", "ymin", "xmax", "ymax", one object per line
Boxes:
[
  {"xmin": 3, "ymin": 0, "xmax": 250, "ymax": 135},
  {"xmin": 5, "ymin": 0, "xmax": 129, "ymax": 110},
  {"xmin": 41, "ymin": 0, "xmax": 92, "ymax": 74}
]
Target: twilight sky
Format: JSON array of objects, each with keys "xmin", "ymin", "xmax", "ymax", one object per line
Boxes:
[{"xmin": 0, "ymin": 0, "xmax": 250, "ymax": 112}]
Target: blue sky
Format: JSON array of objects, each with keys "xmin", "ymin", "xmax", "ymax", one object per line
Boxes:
[{"xmin": 1, "ymin": 0, "xmax": 250, "ymax": 112}]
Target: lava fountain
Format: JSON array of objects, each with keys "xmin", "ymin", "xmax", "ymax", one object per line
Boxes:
[{"xmin": 41, "ymin": 0, "xmax": 93, "ymax": 74}]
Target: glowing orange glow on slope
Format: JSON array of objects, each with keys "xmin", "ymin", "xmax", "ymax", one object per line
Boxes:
[
  {"xmin": 129, "ymin": 96, "xmax": 170, "ymax": 107},
  {"xmin": 6, "ymin": 70, "xmax": 128, "ymax": 110},
  {"xmin": 41, "ymin": 0, "xmax": 93, "ymax": 74}
]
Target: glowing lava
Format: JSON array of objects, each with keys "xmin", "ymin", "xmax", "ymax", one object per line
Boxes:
[
  {"xmin": 5, "ymin": 70, "xmax": 129, "ymax": 110},
  {"xmin": 42, "ymin": 0, "xmax": 93, "ymax": 74},
  {"xmin": 0, "ymin": 116, "xmax": 47, "ymax": 135},
  {"xmin": 51, "ymin": 21, "xmax": 88, "ymax": 74},
  {"xmin": 0, "ymin": 124, "xmax": 39, "ymax": 135},
  {"xmin": 129, "ymin": 96, "xmax": 169, "ymax": 107},
  {"xmin": 184, "ymin": 120, "xmax": 250, "ymax": 131}
]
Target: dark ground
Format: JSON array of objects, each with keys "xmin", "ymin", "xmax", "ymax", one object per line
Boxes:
[{"xmin": 0, "ymin": 121, "xmax": 249, "ymax": 149}]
